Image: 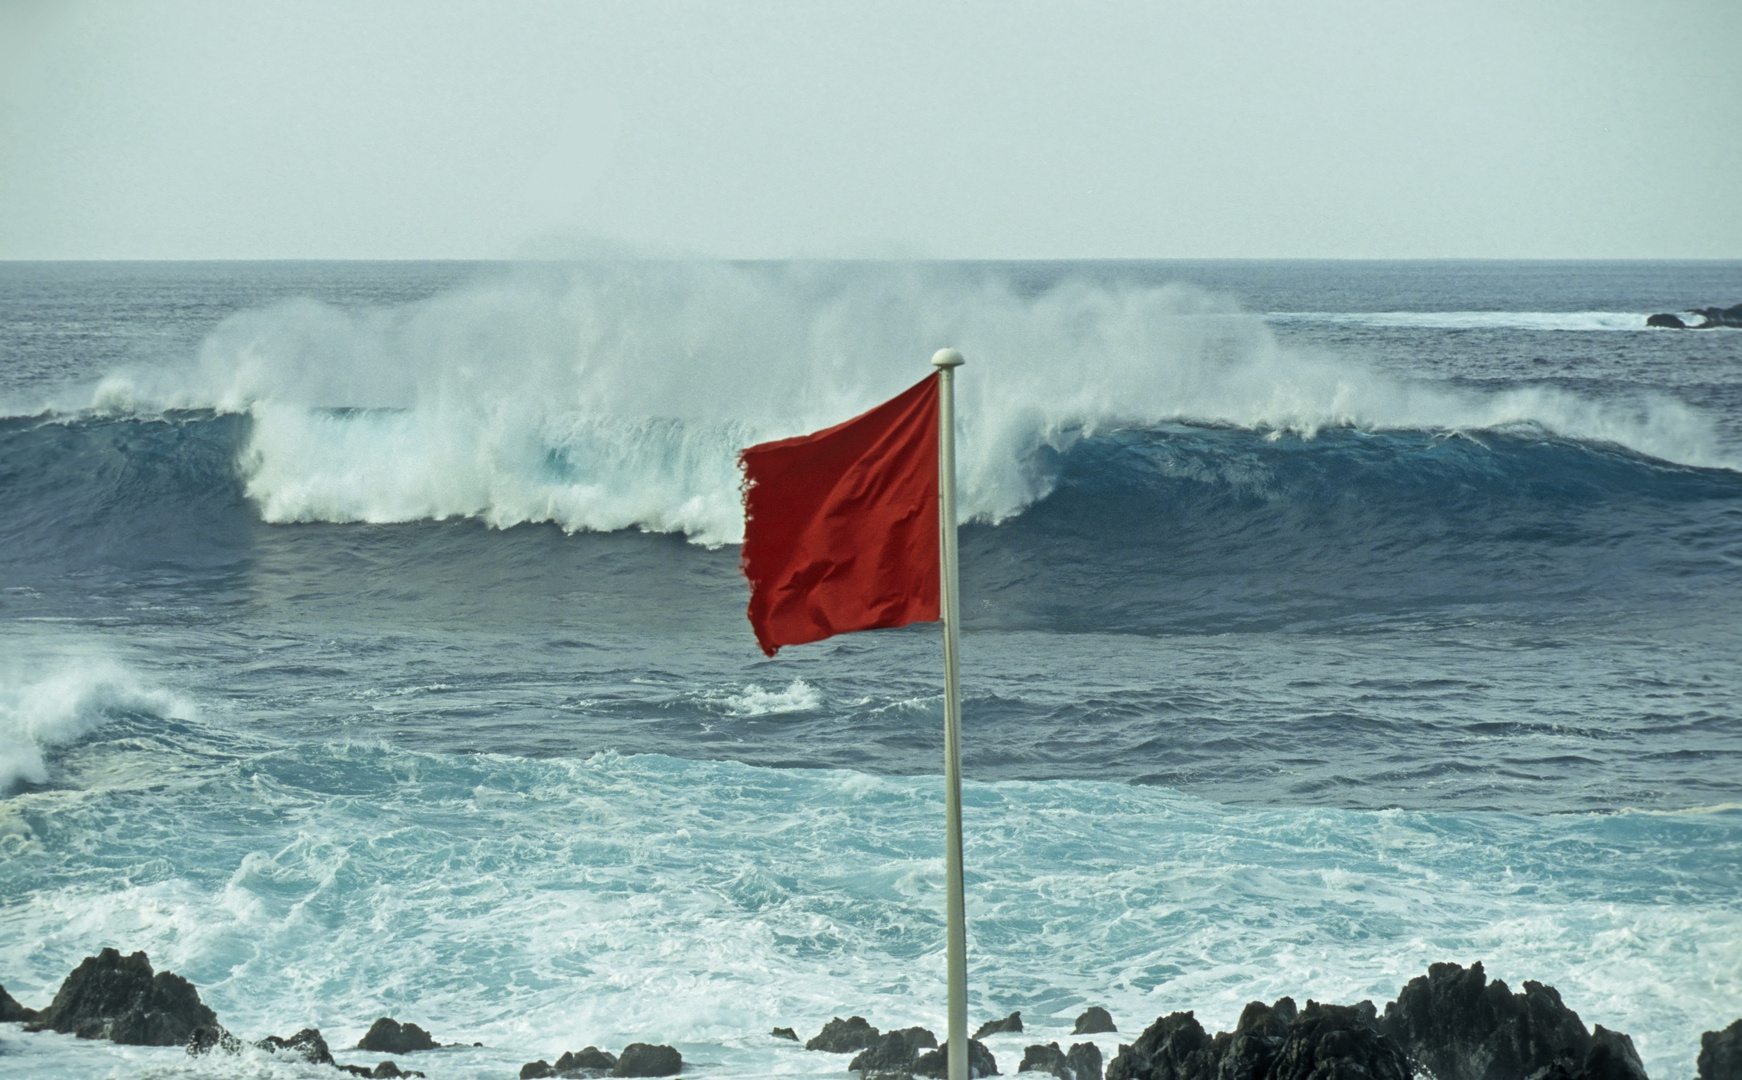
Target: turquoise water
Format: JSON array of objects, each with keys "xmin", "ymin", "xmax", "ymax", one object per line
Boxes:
[{"xmin": 3, "ymin": 704, "xmax": 1739, "ymax": 1078}]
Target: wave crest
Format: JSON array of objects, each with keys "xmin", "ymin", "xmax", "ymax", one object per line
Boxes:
[
  {"xmin": 84, "ymin": 263, "xmax": 1736, "ymax": 543},
  {"xmin": 0, "ymin": 657, "xmax": 195, "ymax": 792}
]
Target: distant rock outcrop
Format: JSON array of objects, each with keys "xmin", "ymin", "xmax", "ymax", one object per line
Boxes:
[
  {"xmin": 1074, "ymin": 1007, "xmax": 1116, "ymax": 1035},
  {"xmin": 1701, "ymin": 1020, "xmax": 1742, "ymax": 1080},
  {"xmin": 1379, "ymin": 960, "xmax": 1592, "ymax": 1080},
  {"xmin": 975, "ymin": 1012, "xmax": 1024, "ymax": 1038},
  {"xmin": 809, "ymin": 1015, "xmax": 881, "ymax": 1053},
  {"xmin": 356, "ymin": 1016, "xmax": 440, "ymax": 1053},
  {"xmin": 25, "ymin": 948, "xmax": 218, "ymax": 1046},
  {"xmin": 1692, "ymin": 304, "xmax": 1741, "ymax": 327},
  {"xmin": 1647, "ymin": 303, "xmax": 1742, "ymax": 329},
  {"xmin": 772, "ymin": 1026, "xmax": 799, "ymax": 1041}
]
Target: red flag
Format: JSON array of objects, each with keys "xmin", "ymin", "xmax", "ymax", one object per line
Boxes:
[{"xmin": 739, "ymin": 374, "xmax": 940, "ymax": 656}]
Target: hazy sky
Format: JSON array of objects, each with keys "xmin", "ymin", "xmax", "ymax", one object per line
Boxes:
[{"xmin": 2, "ymin": 0, "xmax": 1738, "ymax": 260}]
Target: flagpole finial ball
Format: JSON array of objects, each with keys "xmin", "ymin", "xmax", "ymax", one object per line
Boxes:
[{"xmin": 931, "ymin": 348, "xmax": 965, "ymax": 369}]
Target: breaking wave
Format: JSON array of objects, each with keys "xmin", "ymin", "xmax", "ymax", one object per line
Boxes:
[
  {"xmin": 42, "ymin": 263, "xmax": 1742, "ymax": 543},
  {"xmin": 0, "ymin": 656, "xmax": 195, "ymax": 791}
]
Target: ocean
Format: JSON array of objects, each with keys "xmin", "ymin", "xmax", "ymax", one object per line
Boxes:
[{"xmin": 1, "ymin": 260, "xmax": 1738, "ymax": 1079}]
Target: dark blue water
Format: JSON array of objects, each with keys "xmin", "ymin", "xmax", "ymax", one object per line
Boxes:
[{"xmin": 1, "ymin": 261, "xmax": 1739, "ymax": 1079}]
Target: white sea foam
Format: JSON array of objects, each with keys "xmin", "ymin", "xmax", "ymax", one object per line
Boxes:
[
  {"xmin": 86, "ymin": 263, "xmax": 1738, "ymax": 544},
  {"xmin": 714, "ymin": 679, "xmax": 825, "ymax": 716},
  {"xmin": 0, "ymin": 656, "xmax": 195, "ymax": 791},
  {"xmin": 0, "ymin": 748, "xmax": 1733, "ymax": 1079}
]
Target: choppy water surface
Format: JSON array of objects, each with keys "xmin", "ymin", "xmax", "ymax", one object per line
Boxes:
[{"xmin": 2, "ymin": 261, "xmax": 1740, "ymax": 1079}]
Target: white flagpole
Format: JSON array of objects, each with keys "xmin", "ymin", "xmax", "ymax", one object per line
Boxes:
[{"xmin": 930, "ymin": 347, "xmax": 968, "ymax": 1080}]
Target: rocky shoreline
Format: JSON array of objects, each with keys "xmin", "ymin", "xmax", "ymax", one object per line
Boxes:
[{"xmin": 1, "ymin": 948, "xmax": 1738, "ymax": 1080}]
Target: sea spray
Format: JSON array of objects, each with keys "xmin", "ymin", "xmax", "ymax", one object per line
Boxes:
[{"xmin": 80, "ymin": 262, "xmax": 1736, "ymax": 544}]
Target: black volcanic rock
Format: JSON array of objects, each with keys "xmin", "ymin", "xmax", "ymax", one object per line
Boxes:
[
  {"xmin": 27, "ymin": 948, "xmax": 218, "ymax": 1046},
  {"xmin": 1106, "ymin": 1011, "xmax": 1217, "ymax": 1080},
  {"xmin": 1581, "ymin": 1026, "xmax": 1648, "ymax": 1080},
  {"xmin": 1107, "ymin": 999, "xmax": 1405, "ymax": 1080},
  {"xmin": 773, "ymin": 1026, "xmax": 799, "ymax": 1041},
  {"xmin": 810, "ymin": 1016, "xmax": 882, "ymax": 1052},
  {"xmin": 1068, "ymin": 1042, "xmax": 1103, "ymax": 1080},
  {"xmin": 914, "ymin": 1037, "xmax": 1000, "ymax": 1077},
  {"xmin": 612, "ymin": 1042, "xmax": 682, "ymax": 1076},
  {"xmin": 976, "ymin": 1012, "xmax": 1024, "ymax": 1039},
  {"xmin": 370, "ymin": 1062, "xmax": 425, "ymax": 1078},
  {"xmin": 356, "ymin": 1016, "xmax": 439, "ymax": 1053},
  {"xmin": 1210, "ymin": 998, "xmax": 1297, "ymax": 1080},
  {"xmin": 1267, "ymin": 1001, "xmax": 1410, "ymax": 1080},
  {"xmin": 851, "ymin": 1026, "xmax": 939, "ymax": 1075},
  {"xmin": 1647, "ymin": 303, "xmax": 1742, "ymax": 329},
  {"xmin": 1379, "ymin": 961, "xmax": 1591, "ymax": 1080},
  {"xmin": 1015, "ymin": 1041, "xmax": 1103, "ymax": 1080},
  {"xmin": 519, "ymin": 1053, "xmax": 623, "ymax": 1080},
  {"xmin": 185, "ymin": 1023, "xmax": 241, "ymax": 1055},
  {"xmin": 1701, "ymin": 1021, "xmax": 1742, "ymax": 1080},
  {"xmin": 1695, "ymin": 304, "xmax": 1742, "ymax": 328},
  {"xmin": 258, "ymin": 1027, "xmax": 337, "ymax": 1065},
  {"xmin": 558, "ymin": 1045, "xmax": 620, "ymax": 1072},
  {"xmin": 1021, "ymin": 1042, "xmax": 1070, "ymax": 1076},
  {"xmin": 851, "ymin": 1026, "xmax": 940, "ymax": 1076},
  {"xmin": 1, "ymin": 983, "xmax": 38, "ymax": 1023},
  {"xmin": 1075, "ymin": 1008, "xmax": 1116, "ymax": 1035}
]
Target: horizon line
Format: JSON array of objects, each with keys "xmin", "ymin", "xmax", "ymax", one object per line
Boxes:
[{"xmin": 5, "ymin": 256, "xmax": 1742, "ymax": 265}]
